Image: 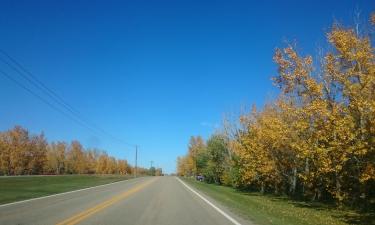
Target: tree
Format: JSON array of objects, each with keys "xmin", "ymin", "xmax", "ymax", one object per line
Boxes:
[
  {"xmin": 66, "ymin": 141, "xmax": 87, "ymax": 174},
  {"xmin": 187, "ymin": 136, "xmax": 206, "ymax": 176},
  {"xmin": 27, "ymin": 133, "xmax": 47, "ymax": 174},
  {"xmin": 118, "ymin": 159, "xmax": 130, "ymax": 175},
  {"xmin": 155, "ymin": 168, "xmax": 163, "ymax": 176},
  {"xmin": 45, "ymin": 142, "xmax": 67, "ymax": 174},
  {"xmin": 204, "ymin": 135, "xmax": 229, "ymax": 184},
  {"xmin": 177, "ymin": 12, "xmax": 375, "ymax": 208},
  {"xmin": 149, "ymin": 166, "xmax": 156, "ymax": 176},
  {"xmin": 0, "ymin": 126, "xmax": 133, "ymax": 176},
  {"xmin": 96, "ymin": 152, "xmax": 109, "ymax": 174}
]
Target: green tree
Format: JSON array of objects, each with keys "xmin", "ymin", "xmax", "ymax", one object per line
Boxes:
[{"xmin": 204, "ymin": 135, "xmax": 229, "ymax": 184}]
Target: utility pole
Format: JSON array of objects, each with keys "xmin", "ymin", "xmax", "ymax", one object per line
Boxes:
[
  {"xmin": 134, "ymin": 145, "xmax": 138, "ymax": 178},
  {"xmin": 150, "ymin": 160, "xmax": 153, "ymax": 168}
]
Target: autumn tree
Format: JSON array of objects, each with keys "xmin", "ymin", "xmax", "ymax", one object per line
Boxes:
[
  {"xmin": 27, "ymin": 133, "xmax": 47, "ymax": 174},
  {"xmin": 178, "ymin": 12, "xmax": 375, "ymax": 208},
  {"xmin": 0, "ymin": 126, "xmax": 133, "ymax": 176},
  {"xmin": 187, "ymin": 136, "xmax": 206, "ymax": 176},
  {"xmin": 118, "ymin": 159, "xmax": 130, "ymax": 175},
  {"xmin": 45, "ymin": 142, "xmax": 67, "ymax": 174},
  {"xmin": 65, "ymin": 141, "xmax": 87, "ymax": 174},
  {"xmin": 96, "ymin": 152, "xmax": 109, "ymax": 174}
]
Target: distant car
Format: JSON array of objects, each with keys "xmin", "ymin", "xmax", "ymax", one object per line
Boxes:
[{"xmin": 196, "ymin": 175, "xmax": 204, "ymax": 182}]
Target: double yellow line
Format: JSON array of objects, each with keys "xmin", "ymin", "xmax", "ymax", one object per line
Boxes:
[{"xmin": 56, "ymin": 178, "xmax": 157, "ymax": 225}]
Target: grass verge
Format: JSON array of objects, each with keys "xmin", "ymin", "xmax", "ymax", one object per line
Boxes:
[
  {"xmin": 0, "ymin": 175, "xmax": 132, "ymax": 204},
  {"xmin": 182, "ymin": 178, "xmax": 374, "ymax": 225}
]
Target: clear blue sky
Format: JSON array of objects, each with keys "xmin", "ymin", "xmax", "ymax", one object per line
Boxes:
[{"xmin": 0, "ymin": 0, "xmax": 373, "ymax": 173}]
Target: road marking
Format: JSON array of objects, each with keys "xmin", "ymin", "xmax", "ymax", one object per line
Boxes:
[
  {"xmin": 177, "ymin": 177, "xmax": 242, "ymax": 225},
  {"xmin": 0, "ymin": 177, "xmax": 139, "ymax": 208},
  {"xmin": 56, "ymin": 178, "xmax": 157, "ymax": 225}
]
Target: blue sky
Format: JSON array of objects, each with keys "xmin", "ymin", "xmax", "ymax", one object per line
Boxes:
[{"xmin": 0, "ymin": 0, "xmax": 373, "ymax": 173}]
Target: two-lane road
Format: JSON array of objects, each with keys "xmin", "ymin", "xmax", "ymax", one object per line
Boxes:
[{"xmin": 0, "ymin": 176, "xmax": 251, "ymax": 225}]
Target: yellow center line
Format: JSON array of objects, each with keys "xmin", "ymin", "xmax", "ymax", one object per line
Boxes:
[{"xmin": 56, "ymin": 178, "xmax": 158, "ymax": 225}]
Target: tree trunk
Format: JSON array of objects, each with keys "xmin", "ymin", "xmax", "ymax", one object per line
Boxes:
[
  {"xmin": 274, "ymin": 182, "xmax": 279, "ymax": 195},
  {"xmin": 303, "ymin": 158, "xmax": 310, "ymax": 196},
  {"xmin": 290, "ymin": 167, "xmax": 297, "ymax": 195},
  {"xmin": 260, "ymin": 182, "xmax": 265, "ymax": 194},
  {"xmin": 335, "ymin": 171, "xmax": 342, "ymax": 204}
]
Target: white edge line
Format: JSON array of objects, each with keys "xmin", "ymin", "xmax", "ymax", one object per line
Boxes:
[
  {"xmin": 177, "ymin": 177, "xmax": 242, "ymax": 225},
  {"xmin": 0, "ymin": 177, "xmax": 139, "ymax": 208}
]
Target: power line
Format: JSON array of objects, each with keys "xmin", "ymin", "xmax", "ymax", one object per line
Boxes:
[
  {"xmin": 0, "ymin": 51, "xmax": 134, "ymax": 146},
  {"xmin": 0, "ymin": 69, "xmax": 102, "ymax": 136},
  {"xmin": 0, "ymin": 50, "xmax": 135, "ymax": 147},
  {"xmin": 0, "ymin": 50, "xmax": 134, "ymax": 146},
  {"xmin": 1, "ymin": 68, "xmax": 140, "ymax": 172},
  {"xmin": 0, "ymin": 50, "xmax": 81, "ymax": 117}
]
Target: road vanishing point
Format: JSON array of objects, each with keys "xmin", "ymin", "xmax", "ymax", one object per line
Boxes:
[{"xmin": 0, "ymin": 176, "xmax": 251, "ymax": 225}]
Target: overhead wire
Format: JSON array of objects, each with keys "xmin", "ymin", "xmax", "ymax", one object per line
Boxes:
[{"xmin": 0, "ymin": 50, "xmax": 135, "ymax": 147}]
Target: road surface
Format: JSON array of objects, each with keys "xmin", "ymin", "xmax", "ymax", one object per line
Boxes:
[{"xmin": 0, "ymin": 176, "xmax": 251, "ymax": 225}]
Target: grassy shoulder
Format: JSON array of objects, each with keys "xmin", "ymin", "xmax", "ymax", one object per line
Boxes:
[
  {"xmin": 0, "ymin": 175, "xmax": 132, "ymax": 204},
  {"xmin": 182, "ymin": 178, "xmax": 373, "ymax": 225}
]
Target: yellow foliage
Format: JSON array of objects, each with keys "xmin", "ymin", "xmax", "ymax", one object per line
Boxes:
[{"xmin": 177, "ymin": 13, "xmax": 375, "ymax": 206}]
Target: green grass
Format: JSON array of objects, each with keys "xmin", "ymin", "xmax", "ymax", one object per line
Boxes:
[
  {"xmin": 0, "ymin": 175, "xmax": 132, "ymax": 204},
  {"xmin": 183, "ymin": 178, "xmax": 374, "ymax": 225}
]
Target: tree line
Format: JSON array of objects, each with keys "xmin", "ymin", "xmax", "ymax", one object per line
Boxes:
[
  {"xmin": 178, "ymin": 13, "xmax": 375, "ymax": 209},
  {"xmin": 0, "ymin": 125, "xmax": 155, "ymax": 176}
]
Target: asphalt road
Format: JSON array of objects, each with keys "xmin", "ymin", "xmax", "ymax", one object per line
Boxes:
[{"xmin": 0, "ymin": 176, "xmax": 251, "ymax": 225}]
